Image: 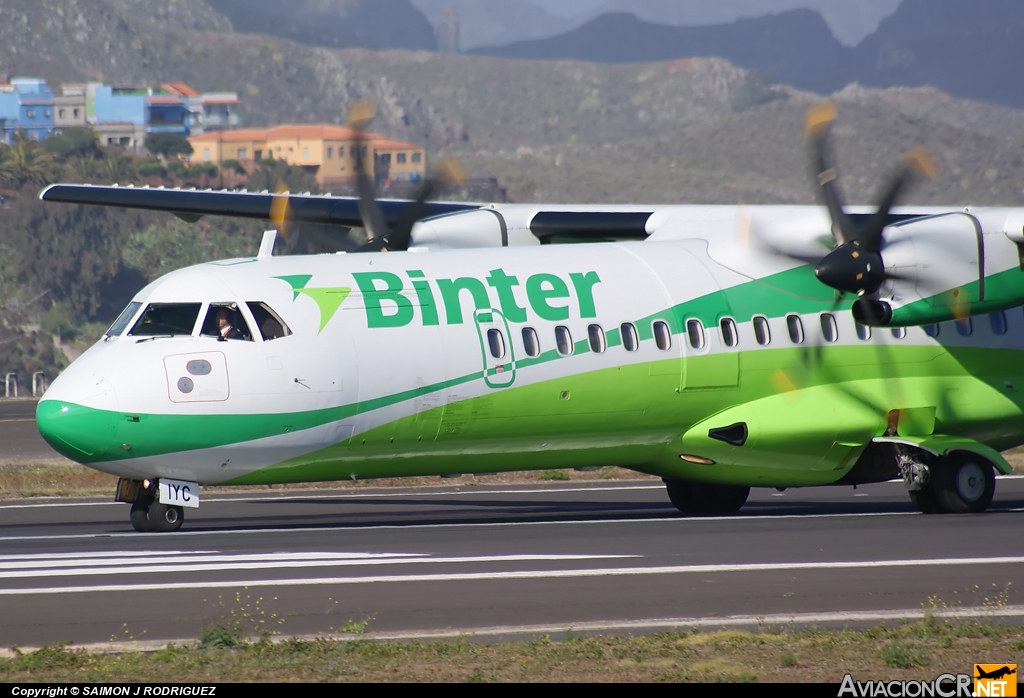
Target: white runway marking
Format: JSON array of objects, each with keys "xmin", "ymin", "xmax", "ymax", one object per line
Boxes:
[
  {"xmin": 0, "ymin": 551, "xmax": 632, "ymax": 580},
  {"xmin": 5, "ymin": 555, "xmax": 1024, "ymax": 595}
]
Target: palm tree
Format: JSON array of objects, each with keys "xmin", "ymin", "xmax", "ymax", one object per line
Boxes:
[
  {"xmin": 99, "ymin": 153, "xmax": 139, "ymax": 184},
  {"xmin": 63, "ymin": 156, "xmax": 101, "ymax": 184},
  {"xmin": 0, "ymin": 136, "xmax": 60, "ymax": 189}
]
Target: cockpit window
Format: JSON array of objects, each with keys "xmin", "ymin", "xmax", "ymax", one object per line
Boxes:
[
  {"xmin": 200, "ymin": 303, "xmax": 253, "ymax": 341},
  {"xmin": 106, "ymin": 301, "xmax": 142, "ymax": 337},
  {"xmin": 128, "ymin": 303, "xmax": 202, "ymax": 337},
  {"xmin": 247, "ymin": 302, "xmax": 292, "ymax": 341}
]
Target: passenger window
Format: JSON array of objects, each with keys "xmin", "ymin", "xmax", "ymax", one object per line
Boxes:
[
  {"xmin": 820, "ymin": 313, "xmax": 838, "ymax": 343},
  {"xmin": 653, "ymin": 321, "xmax": 671, "ymax": 350},
  {"xmin": 786, "ymin": 315, "xmax": 804, "ymax": 344},
  {"xmin": 892, "ymin": 327, "xmax": 908, "ymax": 339},
  {"xmin": 588, "ymin": 324, "xmax": 606, "ymax": 353},
  {"xmin": 522, "ymin": 327, "xmax": 541, "ymax": 357},
  {"xmin": 487, "ymin": 328, "xmax": 506, "ymax": 359},
  {"xmin": 686, "ymin": 319, "xmax": 705, "ymax": 349},
  {"xmin": 955, "ymin": 318, "xmax": 972, "ymax": 336},
  {"xmin": 720, "ymin": 318, "xmax": 738, "ymax": 347},
  {"xmin": 200, "ymin": 303, "xmax": 253, "ymax": 341},
  {"xmin": 621, "ymin": 322, "xmax": 639, "ymax": 352},
  {"xmin": 107, "ymin": 301, "xmax": 142, "ymax": 337},
  {"xmin": 753, "ymin": 316, "xmax": 770, "ymax": 345},
  {"xmin": 923, "ymin": 324, "xmax": 939, "ymax": 338},
  {"xmin": 990, "ymin": 311, "xmax": 1007, "ymax": 335},
  {"xmin": 555, "ymin": 326, "xmax": 573, "ymax": 356},
  {"xmin": 247, "ymin": 302, "xmax": 292, "ymax": 340},
  {"xmin": 856, "ymin": 322, "xmax": 872, "ymax": 340},
  {"xmin": 128, "ymin": 303, "xmax": 201, "ymax": 337}
]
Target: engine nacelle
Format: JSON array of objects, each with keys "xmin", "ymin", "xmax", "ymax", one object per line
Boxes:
[
  {"xmin": 860, "ymin": 209, "xmax": 1024, "ymax": 326},
  {"xmin": 408, "ymin": 209, "xmax": 541, "ymax": 250}
]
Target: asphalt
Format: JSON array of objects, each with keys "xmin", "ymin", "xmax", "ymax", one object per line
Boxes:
[{"xmin": 1, "ymin": 477, "xmax": 1023, "ymax": 648}]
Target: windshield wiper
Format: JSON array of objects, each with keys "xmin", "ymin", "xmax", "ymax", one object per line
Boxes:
[{"xmin": 134, "ymin": 334, "xmax": 175, "ymax": 343}]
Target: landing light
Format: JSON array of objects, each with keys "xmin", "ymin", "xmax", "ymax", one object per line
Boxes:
[{"xmin": 679, "ymin": 454, "xmax": 716, "ymax": 465}]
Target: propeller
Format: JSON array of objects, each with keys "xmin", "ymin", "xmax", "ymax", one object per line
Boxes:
[
  {"xmin": 347, "ymin": 100, "xmax": 464, "ymax": 253},
  {"xmin": 805, "ymin": 101, "xmax": 938, "ymax": 304}
]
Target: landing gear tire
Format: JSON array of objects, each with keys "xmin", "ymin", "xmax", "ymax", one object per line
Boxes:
[
  {"xmin": 148, "ymin": 503, "xmax": 185, "ymax": 532},
  {"xmin": 908, "ymin": 485, "xmax": 942, "ymax": 514},
  {"xmin": 129, "ymin": 495, "xmax": 185, "ymax": 532},
  {"xmin": 664, "ymin": 479, "xmax": 750, "ymax": 515},
  {"xmin": 130, "ymin": 495, "xmax": 154, "ymax": 532},
  {"xmin": 932, "ymin": 453, "xmax": 995, "ymax": 514}
]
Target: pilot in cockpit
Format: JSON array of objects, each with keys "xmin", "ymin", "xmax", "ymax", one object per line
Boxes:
[{"xmin": 215, "ymin": 307, "xmax": 244, "ymax": 341}]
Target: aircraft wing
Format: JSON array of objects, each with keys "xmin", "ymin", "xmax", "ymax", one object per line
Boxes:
[{"xmin": 38, "ymin": 184, "xmax": 480, "ymax": 228}]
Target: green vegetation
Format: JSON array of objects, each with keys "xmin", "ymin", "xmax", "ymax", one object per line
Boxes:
[
  {"xmin": 2, "ymin": 620, "xmax": 1021, "ymax": 682},
  {"xmin": 144, "ymin": 132, "xmax": 193, "ymax": 158}
]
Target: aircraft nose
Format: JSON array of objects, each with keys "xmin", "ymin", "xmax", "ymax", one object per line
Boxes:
[{"xmin": 36, "ymin": 384, "xmax": 120, "ymax": 463}]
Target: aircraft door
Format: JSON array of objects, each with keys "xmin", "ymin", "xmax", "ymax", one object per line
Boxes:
[
  {"xmin": 638, "ymin": 244, "xmax": 739, "ymax": 390},
  {"xmin": 474, "ymin": 308, "xmax": 516, "ymax": 388}
]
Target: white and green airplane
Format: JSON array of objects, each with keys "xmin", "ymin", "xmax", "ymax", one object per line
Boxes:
[{"xmin": 34, "ymin": 103, "xmax": 1024, "ymax": 532}]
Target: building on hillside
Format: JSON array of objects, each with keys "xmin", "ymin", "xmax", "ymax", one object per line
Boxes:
[
  {"xmin": 1, "ymin": 78, "xmax": 239, "ymax": 148},
  {"xmin": 0, "ymin": 77, "xmax": 55, "ymax": 143},
  {"xmin": 53, "ymin": 84, "xmax": 87, "ymax": 129},
  {"xmin": 161, "ymin": 83, "xmax": 239, "ymax": 135},
  {"xmin": 188, "ymin": 124, "xmax": 426, "ymax": 190}
]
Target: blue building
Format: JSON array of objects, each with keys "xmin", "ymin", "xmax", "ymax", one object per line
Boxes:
[
  {"xmin": 0, "ymin": 77, "xmax": 55, "ymax": 144},
  {"xmin": 92, "ymin": 85, "xmax": 189, "ymax": 137}
]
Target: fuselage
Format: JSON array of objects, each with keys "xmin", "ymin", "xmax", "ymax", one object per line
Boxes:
[{"xmin": 36, "ymin": 214, "xmax": 1024, "ymax": 489}]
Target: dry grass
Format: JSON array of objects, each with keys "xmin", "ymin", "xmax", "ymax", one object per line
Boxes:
[
  {"xmin": 2, "ymin": 620, "xmax": 1022, "ymax": 683},
  {"xmin": 0, "ymin": 464, "xmax": 656, "ymax": 500}
]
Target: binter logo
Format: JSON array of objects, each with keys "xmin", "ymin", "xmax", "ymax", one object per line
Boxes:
[
  {"xmin": 975, "ymin": 665, "xmax": 1017, "ymax": 697},
  {"xmin": 278, "ymin": 269, "xmax": 602, "ymax": 331}
]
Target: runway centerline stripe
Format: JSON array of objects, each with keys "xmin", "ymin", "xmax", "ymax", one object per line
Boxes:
[
  {"xmin": 4, "ymin": 555, "xmax": 1024, "ymax": 595},
  {"xmin": 0, "ymin": 551, "xmax": 424, "ymax": 570}
]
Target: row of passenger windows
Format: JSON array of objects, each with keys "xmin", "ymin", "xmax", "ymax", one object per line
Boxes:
[
  {"xmin": 485, "ymin": 320, "xmax": 675, "ymax": 360},
  {"xmin": 483, "ymin": 309, "xmax": 1017, "ymax": 360}
]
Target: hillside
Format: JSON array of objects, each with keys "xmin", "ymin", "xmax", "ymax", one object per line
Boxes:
[{"xmin": 2, "ymin": 0, "xmax": 1024, "ymax": 207}]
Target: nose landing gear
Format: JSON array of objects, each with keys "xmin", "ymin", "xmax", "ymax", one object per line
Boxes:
[{"xmin": 117, "ymin": 478, "xmax": 185, "ymax": 532}]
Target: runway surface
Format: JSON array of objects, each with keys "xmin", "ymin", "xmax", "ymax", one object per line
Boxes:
[{"xmin": 2, "ymin": 477, "xmax": 1023, "ymax": 648}]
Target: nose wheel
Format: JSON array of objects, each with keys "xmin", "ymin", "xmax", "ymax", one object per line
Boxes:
[{"xmin": 129, "ymin": 493, "xmax": 185, "ymax": 532}]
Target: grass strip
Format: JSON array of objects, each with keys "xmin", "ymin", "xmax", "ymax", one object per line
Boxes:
[{"xmin": 2, "ymin": 617, "xmax": 1023, "ymax": 683}]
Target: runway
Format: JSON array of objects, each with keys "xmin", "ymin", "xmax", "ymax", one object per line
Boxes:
[{"xmin": 1, "ymin": 477, "xmax": 1023, "ymax": 648}]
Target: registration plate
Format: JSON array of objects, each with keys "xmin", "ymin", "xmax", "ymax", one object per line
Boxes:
[{"xmin": 158, "ymin": 478, "xmax": 200, "ymax": 508}]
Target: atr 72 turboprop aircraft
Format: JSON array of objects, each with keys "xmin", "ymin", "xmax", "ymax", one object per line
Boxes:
[{"xmin": 33, "ymin": 103, "xmax": 1024, "ymax": 532}]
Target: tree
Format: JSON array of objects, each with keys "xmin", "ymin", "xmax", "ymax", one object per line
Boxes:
[
  {"xmin": 41, "ymin": 127, "xmax": 101, "ymax": 159},
  {"xmin": 0, "ymin": 137, "xmax": 60, "ymax": 189},
  {"xmin": 99, "ymin": 154, "xmax": 140, "ymax": 184},
  {"xmin": 245, "ymin": 158, "xmax": 320, "ymax": 194},
  {"xmin": 144, "ymin": 132, "xmax": 193, "ymax": 158}
]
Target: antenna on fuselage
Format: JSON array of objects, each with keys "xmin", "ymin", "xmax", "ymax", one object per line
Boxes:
[{"xmin": 258, "ymin": 230, "xmax": 277, "ymax": 258}]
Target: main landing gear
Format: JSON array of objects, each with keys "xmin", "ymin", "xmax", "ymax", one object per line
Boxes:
[
  {"xmin": 902, "ymin": 452, "xmax": 995, "ymax": 514},
  {"xmin": 663, "ymin": 478, "xmax": 750, "ymax": 515},
  {"xmin": 117, "ymin": 478, "xmax": 185, "ymax": 532}
]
